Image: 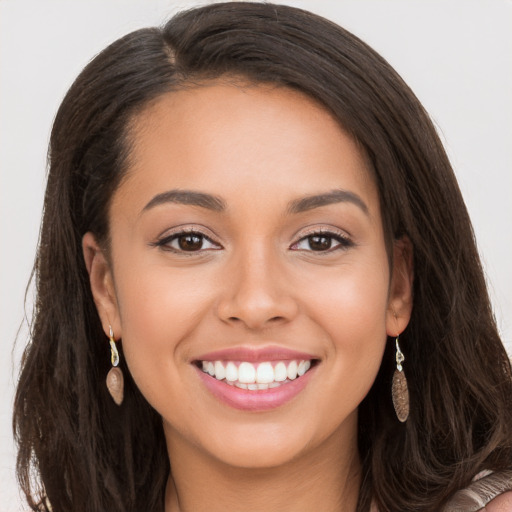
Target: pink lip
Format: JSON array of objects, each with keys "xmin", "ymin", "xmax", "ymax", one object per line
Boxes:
[
  {"xmin": 194, "ymin": 364, "xmax": 317, "ymax": 412},
  {"xmin": 194, "ymin": 346, "xmax": 317, "ymax": 363}
]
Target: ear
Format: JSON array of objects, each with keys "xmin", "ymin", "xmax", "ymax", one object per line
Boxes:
[
  {"xmin": 386, "ymin": 236, "xmax": 414, "ymax": 337},
  {"xmin": 82, "ymin": 232, "xmax": 122, "ymax": 338}
]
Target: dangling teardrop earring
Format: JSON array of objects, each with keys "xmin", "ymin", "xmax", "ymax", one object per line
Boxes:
[
  {"xmin": 106, "ymin": 325, "xmax": 124, "ymax": 405},
  {"xmin": 391, "ymin": 335, "xmax": 409, "ymax": 422}
]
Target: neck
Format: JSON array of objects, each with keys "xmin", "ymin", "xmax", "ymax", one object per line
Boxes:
[{"xmin": 164, "ymin": 422, "xmax": 361, "ymax": 512}]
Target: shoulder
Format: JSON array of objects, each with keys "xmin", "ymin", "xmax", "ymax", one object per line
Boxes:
[
  {"xmin": 442, "ymin": 471, "xmax": 512, "ymax": 512},
  {"xmin": 486, "ymin": 491, "xmax": 512, "ymax": 512}
]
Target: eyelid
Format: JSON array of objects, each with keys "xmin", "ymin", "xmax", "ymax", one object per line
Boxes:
[
  {"xmin": 292, "ymin": 225, "xmax": 351, "ymax": 242},
  {"xmin": 155, "ymin": 223, "xmax": 217, "ymax": 239}
]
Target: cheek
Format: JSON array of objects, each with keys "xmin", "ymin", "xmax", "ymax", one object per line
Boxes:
[
  {"xmin": 112, "ymin": 257, "xmax": 216, "ymax": 401},
  {"xmin": 303, "ymin": 251, "xmax": 390, "ymax": 335},
  {"xmin": 303, "ymin": 254, "xmax": 390, "ymax": 394},
  {"xmin": 116, "ymin": 248, "xmax": 215, "ymax": 330}
]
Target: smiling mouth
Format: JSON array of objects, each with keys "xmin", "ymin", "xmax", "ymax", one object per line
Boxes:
[{"xmin": 195, "ymin": 359, "xmax": 318, "ymax": 390}]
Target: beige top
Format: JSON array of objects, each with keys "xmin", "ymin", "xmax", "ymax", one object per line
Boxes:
[
  {"xmin": 370, "ymin": 471, "xmax": 512, "ymax": 512},
  {"xmin": 441, "ymin": 470, "xmax": 512, "ymax": 512}
]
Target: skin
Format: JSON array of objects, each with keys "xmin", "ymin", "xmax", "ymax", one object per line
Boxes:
[
  {"xmin": 83, "ymin": 82, "xmax": 413, "ymax": 511},
  {"xmin": 488, "ymin": 493, "xmax": 512, "ymax": 511}
]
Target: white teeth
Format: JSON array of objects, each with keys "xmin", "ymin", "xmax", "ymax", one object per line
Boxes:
[
  {"xmin": 274, "ymin": 362, "xmax": 287, "ymax": 382},
  {"xmin": 200, "ymin": 358, "xmax": 314, "ymax": 388},
  {"xmin": 256, "ymin": 362, "xmax": 274, "ymax": 384},
  {"xmin": 238, "ymin": 362, "xmax": 256, "ymax": 383},
  {"xmin": 287, "ymin": 360, "xmax": 298, "ymax": 380},
  {"xmin": 298, "ymin": 360, "xmax": 311, "ymax": 376},
  {"xmin": 225, "ymin": 362, "xmax": 238, "ymax": 382},
  {"xmin": 214, "ymin": 361, "xmax": 226, "ymax": 380}
]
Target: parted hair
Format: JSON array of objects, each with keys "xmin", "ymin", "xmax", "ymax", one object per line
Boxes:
[{"xmin": 13, "ymin": 3, "xmax": 512, "ymax": 511}]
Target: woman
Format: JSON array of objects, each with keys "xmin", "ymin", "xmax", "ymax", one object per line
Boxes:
[{"xmin": 13, "ymin": 2, "xmax": 512, "ymax": 511}]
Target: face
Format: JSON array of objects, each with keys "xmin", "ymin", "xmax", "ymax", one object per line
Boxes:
[{"xmin": 84, "ymin": 82, "xmax": 412, "ymax": 470}]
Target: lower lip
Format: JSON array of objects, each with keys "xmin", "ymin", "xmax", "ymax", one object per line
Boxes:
[{"xmin": 195, "ymin": 365, "xmax": 316, "ymax": 411}]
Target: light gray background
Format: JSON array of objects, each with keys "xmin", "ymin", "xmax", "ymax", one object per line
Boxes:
[{"xmin": 1, "ymin": 0, "xmax": 511, "ymax": 508}]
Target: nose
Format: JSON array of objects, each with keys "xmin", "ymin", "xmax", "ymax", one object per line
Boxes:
[{"xmin": 216, "ymin": 246, "xmax": 299, "ymax": 330}]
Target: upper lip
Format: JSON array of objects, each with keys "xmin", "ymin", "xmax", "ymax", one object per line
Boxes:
[{"xmin": 194, "ymin": 346, "xmax": 318, "ymax": 363}]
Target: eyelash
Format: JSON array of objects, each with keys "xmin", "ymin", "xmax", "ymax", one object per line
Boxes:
[{"xmin": 152, "ymin": 228, "xmax": 354, "ymax": 254}]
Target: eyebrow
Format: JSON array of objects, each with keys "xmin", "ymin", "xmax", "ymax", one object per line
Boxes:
[
  {"xmin": 141, "ymin": 188, "xmax": 368, "ymax": 216},
  {"xmin": 287, "ymin": 189, "xmax": 369, "ymax": 215},
  {"xmin": 142, "ymin": 190, "xmax": 226, "ymax": 213}
]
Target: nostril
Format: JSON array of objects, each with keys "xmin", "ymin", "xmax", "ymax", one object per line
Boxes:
[
  {"xmin": 216, "ymin": 279, "xmax": 299, "ymax": 329},
  {"xmin": 226, "ymin": 315, "xmax": 287, "ymax": 330}
]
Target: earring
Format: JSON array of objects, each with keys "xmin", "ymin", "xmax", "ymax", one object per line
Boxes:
[
  {"xmin": 391, "ymin": 335, "xmax": 409, "ymax": 422},
  {"xmin": 106, "ymin": 325, "xmax": 124, "ymax": 405}
]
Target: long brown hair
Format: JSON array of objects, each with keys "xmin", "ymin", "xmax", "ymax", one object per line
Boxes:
[{"xmin": 13, "ymin": 3, "xmax": 512, "ymax": 511}]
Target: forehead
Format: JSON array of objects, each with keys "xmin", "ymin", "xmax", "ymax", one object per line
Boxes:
[{"xmin": 117, "ymin": 81, "xmax": 377, "ymax": 214}]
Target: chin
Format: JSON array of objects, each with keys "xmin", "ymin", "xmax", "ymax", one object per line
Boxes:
[
  {"xmin": 190, "ymin": 411, "xmax": 354, "ymax": 471},
  {"xmin": 210, "ymin": 438, "xmax": 311, "ymax": 470}
]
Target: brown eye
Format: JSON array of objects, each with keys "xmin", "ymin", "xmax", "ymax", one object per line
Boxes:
[
  {"xmin": 155, "ymin": 231, "xmax": 221, "ymax": 253},
  {"xmin": 178, "ymin": 234, "xmax": 204, "ymax": 251},
  {"xmin": 307, "ymin": 235, "xmax": 333, "ymax": 251},
  {"xmin": 291, "ymin": 231, "xmax": 353, "ymax": 253}
]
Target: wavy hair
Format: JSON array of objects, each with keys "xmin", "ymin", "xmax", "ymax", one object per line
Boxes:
[{"xmin": 13, "ymin": 3, "xmax": 512, "ymax": 511}]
